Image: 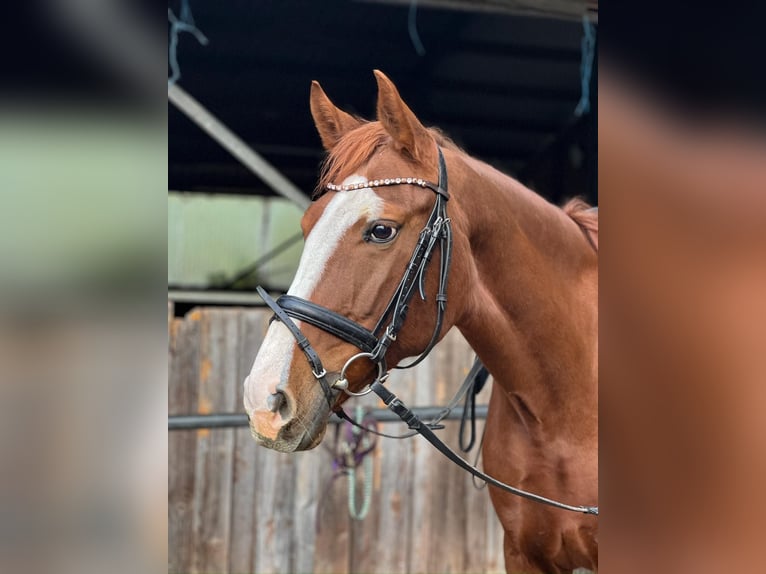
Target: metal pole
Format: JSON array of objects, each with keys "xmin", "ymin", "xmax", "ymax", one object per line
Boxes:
[
  {"xmin": 169, "ymin": 405, "xmax": 488, "ymax": 430},
  {"xmin": 168, "ymin": 83, "xmax": 311, "ymax": 209}
]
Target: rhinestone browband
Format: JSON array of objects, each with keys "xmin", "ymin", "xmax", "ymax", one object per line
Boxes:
[{"xmin": 326, "ymin": 177, "xmax": 431, "ymax": 192}]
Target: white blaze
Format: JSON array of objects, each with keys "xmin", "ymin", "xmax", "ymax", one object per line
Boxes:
[{"xmin": 244, "ymin": 175, "xmax": 382, "ymax": 415}]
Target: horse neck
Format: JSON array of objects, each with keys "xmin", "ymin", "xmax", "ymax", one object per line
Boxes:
[{"xmin": 451, "ymin": 154, "xmax": 598, "ymax": 436}]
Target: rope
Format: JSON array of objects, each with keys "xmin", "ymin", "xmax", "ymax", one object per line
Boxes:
[
  {"xmin": 326, "ymin": 406, "xmax": 377, "ymax": 520},
  {"xmin": 168, "ymin": 0, "xmax": 208, "ymax": 86},
  {"xmin": 337, "ymin": 353, "xmax": 482, "ymax": 441},
  {"xmin": 574, "ymin": 14, "xmax": 596, "ymax": 117},
  {"xmin": 347, "ymin": 406, "xmax": 374, "ymax": 520},
  {"xmin": 408, "ymin": 0, "xmax": 426, "ymax": 56}
]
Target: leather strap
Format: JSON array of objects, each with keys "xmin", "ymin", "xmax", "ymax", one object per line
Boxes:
[
  {"xmin": 256, "ymin": 286, "xmax": 336, "ymax": 408},
  {"xmin": 370, "ymin": 379, "xmax": 599, "ymax": 516},
  {"xmin": 458, "ymin": 356, "xmax": 489, "ymax": 452},
  {"xmin": 336, "ymin": 352, "xmax": 482, "ymax": 440},
  {"xmin": 276, "ymin": 295, "xmax": 379, "ymax": 354}
]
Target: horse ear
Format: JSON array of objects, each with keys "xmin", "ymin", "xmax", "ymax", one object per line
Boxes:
[
  {"xmin": 374, "ymin": 70, "xmax": 433, "ymax": 163},
  {"xmin": 310, "ymin": 80, "xmax": 361, "ymax": 150}
]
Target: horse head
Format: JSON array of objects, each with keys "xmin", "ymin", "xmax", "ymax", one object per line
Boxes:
[{"xmin": 244, "ymin": 71, "xmax": 472, "ymax": 452}]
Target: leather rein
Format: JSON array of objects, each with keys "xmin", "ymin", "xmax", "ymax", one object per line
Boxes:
[{"xmin": 257, "ymin": 147, "xmax": 598, "ymax": 516}]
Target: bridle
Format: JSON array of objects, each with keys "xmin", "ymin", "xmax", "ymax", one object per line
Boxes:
[
  {"xmin": 256, "ymin": 146, "xmax": 598, "ymax": 516},
  {"xmin": 257, "ymin": 147, "xmax": 452, "ymax": 405}
]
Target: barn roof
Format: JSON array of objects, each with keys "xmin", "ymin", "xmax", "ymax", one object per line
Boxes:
[{"xmin": 168, "ymin": 0, "xmax": 597, "ymax": 205}]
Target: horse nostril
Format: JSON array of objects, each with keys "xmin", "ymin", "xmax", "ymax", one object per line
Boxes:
[{"xmin": 266, "ymin": 391, "xmax": 287, "ymax": 415}]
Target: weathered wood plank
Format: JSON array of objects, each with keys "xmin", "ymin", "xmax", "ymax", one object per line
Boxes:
[
  {"xmin": 228, "ymin": 428, "xmax": 259, "ymax": 573},
  {"xmin": 312, "ymin": 440, "xmax": 351, "ymax": 574},
  {"xmin": 253, "ymin": 448, "xmax": 297, "ymax": 574},
  {"xmin": 477, "ymin": 380, "xmax": 506, "ymax": 574},
  {"xmin": 373, "ymin": 436, "xmax": 415, "ymax": 572},
  {"xmin": 228, "ymin": 310, "xmax": 267, "ymax": 573},
  {"xmin": 168, "ymin": 310, "xmax": 200, "ymax": 574},
  {"xmin": 347, "ymin": 358, "xmax": 418, "ymax": 573},
  {"xmin": 428, "ymin": 335, "xmax": 468, "ymax": 573},
  {"xmin": 345, "ymin": 449, "xmax": 378, "ymax": 573},
  {"xmin": 238, "ymin": 308, "xmax": 300, "ymax": 574},
  {"xmin": 190, "ymin": 310, "xmax": 238, "ymax": 573},
  {"xmin": 463, "ymin": 419, "xmax": 490, "ymax": 573},
  {"xmin": 169, "ymin": 308, "xmax": 508, "ymax": 574},
  {"xmin": 293, "ymin": 448, "xmax": 322, "ymax": 574}
]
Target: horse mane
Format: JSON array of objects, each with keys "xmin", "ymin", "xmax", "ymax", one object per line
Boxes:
[
  {"xmin": 317, "ymin": 122, "xmax": 598, "ymax": 254},
  {"xmin": 563, "ymin": 197, "xmax": 599, "ymax": 252},
  {"xmin": 316, "ymin": 122, "xmax": 461, "ymax": 197}
]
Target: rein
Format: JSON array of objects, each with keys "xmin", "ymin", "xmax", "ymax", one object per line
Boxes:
[{"xmin": 257, "ymin": 146, "xmax": 598, "ymax": 517}]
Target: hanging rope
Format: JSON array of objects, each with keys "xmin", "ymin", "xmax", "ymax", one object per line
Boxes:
[
  {"xmin": 346, "ymin": 407, "xmax": 375, "ymax": 520},
  {"xmin": 327, "ymin": 406, "xmax": 377, "ymax": 520},
  {"xmin": 168, "ymin": 0, "xmax": 208, "ymax": 86},
  {"xmin": 574, "ymin": 14, "xmax": 596, "ymax": 117},
  {"xmin": 408, "ymin": 0, "xmax": 426, "ymax": 56}
]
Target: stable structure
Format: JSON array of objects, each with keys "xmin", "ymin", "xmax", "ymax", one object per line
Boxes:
[
  {"xmin": 168, "ymin": 0, "xmax": 597, "ymax": 311},
  {"xmin": 169, "ymin": 306, "xmax": 503, "ymax": 574}
]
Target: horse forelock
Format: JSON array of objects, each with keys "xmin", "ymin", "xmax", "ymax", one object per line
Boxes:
[{"xmin": 315, "ymin": 122, "xmax": 461, "ymax": 198}]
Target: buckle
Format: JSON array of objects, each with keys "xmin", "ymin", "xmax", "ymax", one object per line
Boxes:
[{"xmin": 312, "ymin": 367, "xmax": 327, "ymax": 379}]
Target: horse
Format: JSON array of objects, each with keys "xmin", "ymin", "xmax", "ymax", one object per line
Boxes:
[{"xmin": 244, "ymin": 70, "xmax": 598, "ymax": 574}]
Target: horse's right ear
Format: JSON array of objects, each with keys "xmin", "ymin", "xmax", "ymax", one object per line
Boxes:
[{"xmin": 310, "ymin": 81, "xmax": 361, "ymax": 150}]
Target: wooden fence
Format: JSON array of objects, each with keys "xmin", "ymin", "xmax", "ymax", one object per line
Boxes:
[{"xmin": 169, "ymin": 306, "xmax": 504, "ymax": 574}]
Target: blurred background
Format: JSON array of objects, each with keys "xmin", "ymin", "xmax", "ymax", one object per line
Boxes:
[
  {"xmin": 1, "ymin": 1, "xmax": 165, "ymax": 573},
  {"xmin": 599, "ymin": 3, "xmax": 766, "ymax": 573}
]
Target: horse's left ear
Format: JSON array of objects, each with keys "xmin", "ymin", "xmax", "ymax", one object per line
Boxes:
[{"xmin": 374, "ymin": 70, "xmax": 434, "ymax": 163}]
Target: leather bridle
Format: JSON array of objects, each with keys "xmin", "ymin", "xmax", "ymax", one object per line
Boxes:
[
  {"xmin": 257, "ymin": 147, "xmax": 452, "ymax": 404},
  {"xmin": 256, "ymin": 146, "xmax": 598, "ymax": 516}
]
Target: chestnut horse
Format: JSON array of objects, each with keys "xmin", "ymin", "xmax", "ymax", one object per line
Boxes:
[{"xmin": 244, "ymin": 71, "xmax": 598, "ymax": 573}]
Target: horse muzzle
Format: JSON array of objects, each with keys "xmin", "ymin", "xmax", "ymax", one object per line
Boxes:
[
  {"xmin": 245, "ymin": 367, "xmax": 338, "ymax": 452},
  {"xmin": 248, "ymin": 391, "xmax": 332, "ymax": 452}
]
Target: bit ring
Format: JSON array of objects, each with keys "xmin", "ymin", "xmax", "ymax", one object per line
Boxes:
[{"xmin": 333, "ymin": 352, "xmax": 386, "ymax": 396}]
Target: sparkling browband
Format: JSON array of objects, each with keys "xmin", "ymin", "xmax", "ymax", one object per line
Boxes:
[{"xmin": 326, "ymin": 177, "xmax": 431, "ymax": 192}]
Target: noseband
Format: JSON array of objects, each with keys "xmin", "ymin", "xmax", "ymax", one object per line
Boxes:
[{"xmin": 256, "ymin": 146, "xmax": 598, "ymax": 516}]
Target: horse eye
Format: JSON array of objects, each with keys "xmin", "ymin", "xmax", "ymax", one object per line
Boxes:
[{"xmin": 367, "ymin": 223, "xmax": 398, "ymax": 243}]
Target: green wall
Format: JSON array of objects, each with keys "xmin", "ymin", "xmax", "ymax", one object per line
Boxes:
[{"xmin": 168, "ymin": 192, "xmax": 303, "ymax": 290}]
